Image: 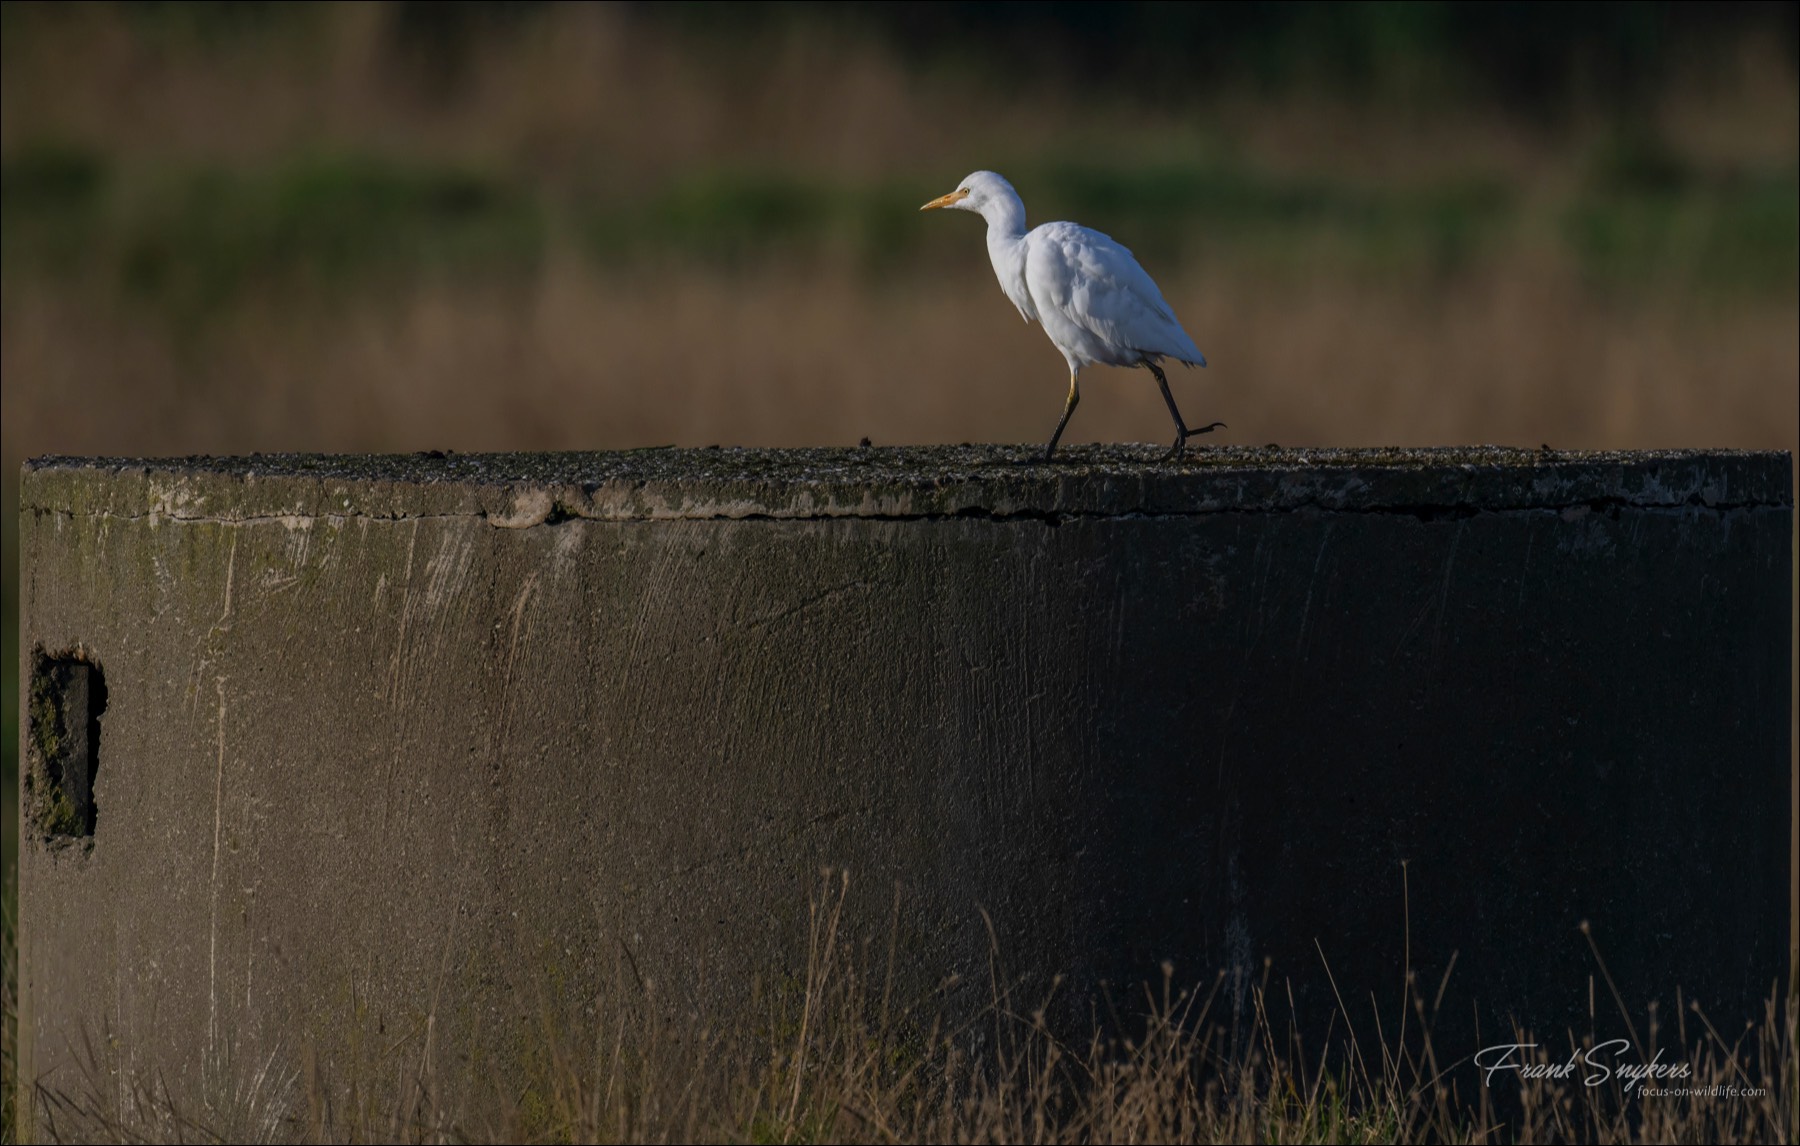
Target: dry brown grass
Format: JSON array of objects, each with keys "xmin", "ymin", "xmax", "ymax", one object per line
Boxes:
[
  {"xmin": 3, "ymin": 256, "xmax": 1794, "ymax": 467},
  {"xmin": 0, "ymin": 5, "xmax": 1064, "ymax": 185},
  {"xmin": 6, "ymin": 6, "xmax": 1795, "ymax": 186},
  {"xmin": 12, "ymin": 874, "xmax": 1795, "ymax": 1144}
]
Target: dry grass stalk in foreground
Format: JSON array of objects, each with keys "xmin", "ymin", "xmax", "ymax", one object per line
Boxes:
[{"xmin": 11, "ymin": 874, "xmax": 1795, "ymax": 1144}]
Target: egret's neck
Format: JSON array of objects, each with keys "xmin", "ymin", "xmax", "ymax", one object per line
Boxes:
[
  {"xmin": 976, "ymin": 192, "xmax": 1035, "ymax": 322},
  {"xmin": 979, "ymin": 192, "xmax": 1028, "ymax": 287},
  {"xmin": 977, "ymin": 192, "xmax": 1027, "ymax": 241}
]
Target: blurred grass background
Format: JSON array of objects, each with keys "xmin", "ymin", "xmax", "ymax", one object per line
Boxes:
[{"xmin": 1, "ymin": 2, "xmax": 1796, "ymax": 964}]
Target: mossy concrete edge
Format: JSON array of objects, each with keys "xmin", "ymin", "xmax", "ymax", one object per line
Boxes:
[{"xmin": 20, "ymin": 444, "xmax": 1794, "ymax": 525}]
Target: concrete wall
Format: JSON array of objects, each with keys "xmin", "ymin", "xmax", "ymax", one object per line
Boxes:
[{"xmin": 17, "ymin": 445, "xmax": 1793, "ymax": 1133}]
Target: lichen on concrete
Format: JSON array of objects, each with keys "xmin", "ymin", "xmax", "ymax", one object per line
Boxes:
[{"xmin": 26, "ymin": 650, "xmax": 88, "ymax": 840}]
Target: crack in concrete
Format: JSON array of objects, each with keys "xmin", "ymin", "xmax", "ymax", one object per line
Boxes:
[{"xmin": 739, "ymin": 580, "xmax": 877, "ymax": 631}]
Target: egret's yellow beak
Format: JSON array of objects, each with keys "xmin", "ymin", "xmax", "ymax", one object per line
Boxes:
[{"xmin": 919, "ymin": 188, "xmax": 969, "ymax": 211}]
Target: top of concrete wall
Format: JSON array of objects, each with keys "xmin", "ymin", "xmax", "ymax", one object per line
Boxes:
[{"xmin": 22, "ymin": 445, "xmax": 1792, "ymax": 526}]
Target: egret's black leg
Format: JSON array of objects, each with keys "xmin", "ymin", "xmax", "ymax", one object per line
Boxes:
[
  {"xmin": 1147, "ymin": 360, "xmax": 1225, "ymax": 460},
  {"xmin": 1043, "ymin": 372, "xmax": 1080, "ymax": 462}
]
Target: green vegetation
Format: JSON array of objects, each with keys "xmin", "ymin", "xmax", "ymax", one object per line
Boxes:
[
  {"xmin": 1566, "ymin": 139, "xmax": 1800, "ymax": 293},
  {"xmin": 3, "ymin": 146, "xmax": 544, "ymax": 323},
  {"xmin": 5, "ymin": 146, "xmax": 1794, "ymax": 314}
]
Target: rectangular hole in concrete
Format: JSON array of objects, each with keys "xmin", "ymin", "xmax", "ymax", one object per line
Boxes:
[{"xmin": 28, "ymin": 649, "xmax": 107, "ymax": 840}]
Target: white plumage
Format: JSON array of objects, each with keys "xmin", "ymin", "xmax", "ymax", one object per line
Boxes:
[{"xmin": 921, "ymin": 170, "xmax": 1222, "ymax": 460}]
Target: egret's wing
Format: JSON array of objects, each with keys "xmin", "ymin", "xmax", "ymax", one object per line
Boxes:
[{"xmin": 1027, "ymin": 222, "xmax": 1206, "ymax": 366}]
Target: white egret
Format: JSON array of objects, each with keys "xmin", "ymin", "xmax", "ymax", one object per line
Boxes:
[{"xmin": 921, "ymin": 171, "xmax": 1222, "ymax": 461}]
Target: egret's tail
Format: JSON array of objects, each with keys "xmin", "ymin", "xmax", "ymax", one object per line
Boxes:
[
  {"xmin": 1164, "ymin": 332, "xmax": 1206, "ymax": 368},
  {"xmin": 1142, "ymin": 349, "xmax": 1207, "ymax": 370}
]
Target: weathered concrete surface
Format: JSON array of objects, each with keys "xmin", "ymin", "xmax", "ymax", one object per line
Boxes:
[{"xmin": 17, "ymin": 445, "xmax": 1793, "ymax": 1134}]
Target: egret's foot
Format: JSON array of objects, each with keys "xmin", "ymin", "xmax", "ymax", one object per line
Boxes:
[{"xmin": 1162, "ymin": 421, "xmax": 1227, "ymax": 461}]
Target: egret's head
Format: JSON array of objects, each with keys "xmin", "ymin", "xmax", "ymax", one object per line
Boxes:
[{"xmin": 919, "ymin": 171, "xmax": 1018, "ymax": 215}]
